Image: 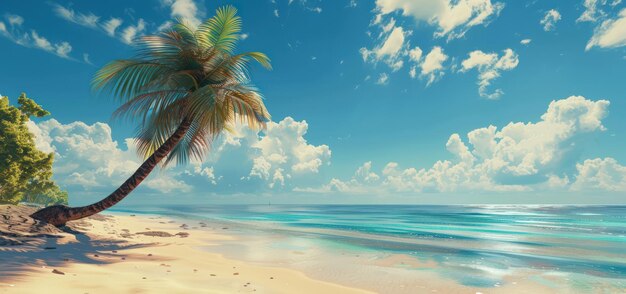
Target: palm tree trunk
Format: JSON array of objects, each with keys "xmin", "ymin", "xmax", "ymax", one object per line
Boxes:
[{"xmin": 31, "ymin": 117, "xmax": 193, "ymax": 226}]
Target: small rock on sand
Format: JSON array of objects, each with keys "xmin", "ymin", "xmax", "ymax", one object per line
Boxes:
[
  {"xmin": 175, "ymin": 232, "xmax": 189, "ymax": 238},
  {"xmin": 233, "ymin": 273, "xmax": 239, "ymax": 275},
  {"xmin": 52, "ymin": 269, "xmax": 65, "ymax": 275}
]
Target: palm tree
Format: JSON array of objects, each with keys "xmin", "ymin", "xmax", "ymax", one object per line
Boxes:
[{"xmin": 31, "ymin": 6, "xmax": 271, "ymax": 226}]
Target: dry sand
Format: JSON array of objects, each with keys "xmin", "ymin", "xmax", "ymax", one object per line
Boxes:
[{"xmin": 0, "ymin": 205, "xmax": 371, "ymax": 294}]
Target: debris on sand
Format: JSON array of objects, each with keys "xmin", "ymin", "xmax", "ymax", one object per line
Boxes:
[{"xmin": 52, "ymin": 269, "xmax": 65, "ymax": 275}]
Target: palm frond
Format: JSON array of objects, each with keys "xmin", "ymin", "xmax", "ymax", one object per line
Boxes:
[
  {"xmin": 92, "ymin": 60, "xmax": 173, "ymax": 101},
  {"xmin": 195, "ymin": 5, "xmax": 241, "ymax": 52}
]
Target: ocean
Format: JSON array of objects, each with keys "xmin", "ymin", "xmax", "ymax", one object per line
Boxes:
[{"xmin": 112, "ymin": 205, "xmax": 626, "ymax": 292}]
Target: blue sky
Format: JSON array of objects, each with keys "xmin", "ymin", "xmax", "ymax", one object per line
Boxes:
[{"xmin": 1, "ymin": 0, "xmax": 626, "ymax": 205}]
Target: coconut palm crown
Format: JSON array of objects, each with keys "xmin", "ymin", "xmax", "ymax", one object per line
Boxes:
[
  {"xmin": 31, "ymin": 5, "xmax": 271, "ymax": 226},
  {"xmin": 95, "ymin": 5, "xmax": 271, "ymax": 166}
]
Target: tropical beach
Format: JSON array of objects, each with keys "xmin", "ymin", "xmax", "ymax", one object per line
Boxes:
[
  {"xmin": 2, "ymin": 0, "xmax": 626, "ymax": 293},
  {"xmin": 2, "ymin": 204, "xmax": 625, "ymax": 293}
]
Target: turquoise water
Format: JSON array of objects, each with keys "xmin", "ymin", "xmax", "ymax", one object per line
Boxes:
[{"xmin": 114, "ymin": 205, "xmax": 626, "ymax": 289}]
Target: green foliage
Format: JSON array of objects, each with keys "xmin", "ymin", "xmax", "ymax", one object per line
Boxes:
[
  {"xmin": 0, "ymin": 93, "xmax": 68, "ymax": 205},
  {"xmin": 92, "ymin": 5, "xmax": 272, "ymax": 167}
]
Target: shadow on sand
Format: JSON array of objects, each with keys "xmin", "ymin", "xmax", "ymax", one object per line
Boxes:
[{"xmin": 0, "ymin": 216, "xmax": 168, "ymax": 283}]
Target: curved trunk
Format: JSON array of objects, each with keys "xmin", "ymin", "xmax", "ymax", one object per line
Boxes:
[{"xmin": 31, "ymin": 117, "xmax": 193, "ymax": 226}]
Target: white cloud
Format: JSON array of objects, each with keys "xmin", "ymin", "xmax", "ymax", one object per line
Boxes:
[
  {"xmin": 572, "ymin": 158, "xmax": 626, "ymax": 191},
  {"xmin": 54, "ymin": 41, "xmax": 72, "ymax": 58},
  {"xmin": 541, "ymin": 9, "xmax": 561, "ymax": 31},
  {"xmin": 240, "ymin": 33, "xmax": 249, "ymax": 40},
  {"xmin": 375, "ymin": 0, "xmax": 504, "ymax": 40},
  {"xmin": 360, "ymin": 23, "xmax": 408, "ymax": 72},
  {"xmin": 460, "ymin": 48, "xmax": 519, "ymax": 99},
  {"xmin": 103, "ymin": 18, "xmax": 123, "ymax": 37},
  {"xmin": 83, "ymin": 53, "xmax": 92, "ymax": 65},
  {"xmin": 409, "ymin": 66, "xmax": 417, "ymax": 78},
  {"xmin": 26, "ymin": 119, "xmax": 141, "ymax": 190},
  {"xmin": 193, "ymin": 166, "xmax": 218, "ymax": 185},
  {"xmin": 27, "ymin": 117, "xmax": 331, "ymax": 196},
  {"xmin": 0, "ymin": 15, "xmax": 74, "ymax": 59},
  {"xmin": 586, "ymin": 8, "xmax": 626, "ymax": 50},
  {"xmin": 408, "ymin": 46, "xmax": 423, "ymax": 62},
  {"xmin": 376, "ymin": 73, "xmax": 389, "ymax": 85},
  {"xmin": 30, "ymin": 30, "xmax": 73, "ymax": 58},
  {"xmin": 300, "ymin": 96, "xmax": 617, "ymax": 194},
  {"xmin": 377, "ymin": 27, "xmax": 406, "ymax": 58},
  {"xmin": 53, "ymin": 4, "xmax": 100, "ymax": 28},
  {"xmin": 6, "ymin": 14, "xmax": 24, "ymax": 27},
  {"xmin": 520, "ymin": 38, "xmax": 532, "ymax": 45},
  {"xmin": 52, "ymin": 4, "xmax": 150, "ymax": 45},
  {"xmin": 274, "ymin": 9, "xmax": 280, "ymax": 18},
  {"xmin": 161, "ymin": 0, "xmax": 201, "ymax": 28},
  {"xmin": 121, "ymin": 19, "xmax": 146, "ymax": 45},
  {"xmin": 577, "ymin": 0, "xmax": 621, "ymax": 23},
  {"xmin": 420, "ymin": 46, "xmax": 448, "ymax": 85},
  {"xmin": 249, "ymin": 117, "xmax": 331, "ymax": 182},
  {"xmin": 31, "ymin": 30, "xmax": 53, "ymax": 51}
]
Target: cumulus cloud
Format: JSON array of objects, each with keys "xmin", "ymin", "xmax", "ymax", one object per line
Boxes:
[
  {"xmin": 26, "ymin": 117, "xmax": 331, "ymax": 198},
  {"xmin": 360, "ymin": 24, "xmax": 408, "ymax": 72},
  {"xmin": 363, "ymin": 0, "xmax": 499, "ymax": 86},
  {"xmin": 246, "ymin": 117, "xmax": 331, "ymax": 186},
  {"xmin": 586, "ymin": 8, "xmax": 626, "ymax": 50},
  {"xmin": 520, "ymin": 38, "xmax": 532, "ymax": 45},
  {"xmin": 300, "ymin": 96, "xmax": 619, "ymax": 194},
  {"xmin": 420, "ymin": 46, "xmax": 448, "ymax": 85},
  {"xmin": 460, "ymin": 48, "xmax": 519, "ymax": 99},
  {"xmin": 375, "ymin": 0, "xmax": 504, "ymax": 40},
  {"xmin": 541, "ymin": 9, "xmax": 561, "ymax": 31},
  {"xmin": 572, "ymin": 158, "xmax": 626, "ymax": 191}
]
